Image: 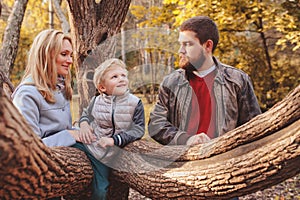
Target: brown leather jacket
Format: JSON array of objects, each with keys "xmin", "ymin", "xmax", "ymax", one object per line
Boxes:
[{"xmin": 148, "ymin": 57, "xmax": 261, "ymax": 145}]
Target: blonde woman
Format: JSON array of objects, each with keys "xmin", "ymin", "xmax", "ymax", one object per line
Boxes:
[
  {"xmin": 12, "ymin": 29, "xmax": 107, "ymax": 199},
  {"xmin": 12, "ymin": 29, "xmax": 78, "ymax": 146}
]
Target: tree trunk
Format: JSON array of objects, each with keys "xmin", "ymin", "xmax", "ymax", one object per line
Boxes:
[
  {"xmin": 0, "ymin": 94, "xmax": 93, "ymax": 199},
  {"xmin": 0, "ymin": 0, "xmax": 28, "ymax": 77},
  {"xmin": 0, "ymin": 82, "xmax": 299, "ymax": 199},
  {"xmin": 66, "ymin": 0, "xmax": 131, "ymax": 115},
  {"xmin": 52, "ymin": 0, "xmax": 70, "ymax": 33},
  {"xmin": 0, "ymin": 70, "xmax": 14, "ymax": 99}
]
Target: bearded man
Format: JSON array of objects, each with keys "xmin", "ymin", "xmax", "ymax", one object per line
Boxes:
[{"xmin": 148, "ymin": 16, "xmax": 261, "ymax": 146}]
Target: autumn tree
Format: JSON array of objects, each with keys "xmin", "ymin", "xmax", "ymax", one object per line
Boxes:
[
  {"xmin": 65, "ymin": 0, "xmax": 131, "ymax": 114},
  {"xmin": 1, "ymin": 0, "xmax": 299, "ymax": 199},
  {"xmin": 0, "ymin": 0, "xmax": 28, "ymax": 77},
  {"xmin": 51, "ymin": 0, "xmax": 70, "ymax": 33},
  {"xmin": 130, "ymin": 0, "xmax": 300, "ymax": 111}
]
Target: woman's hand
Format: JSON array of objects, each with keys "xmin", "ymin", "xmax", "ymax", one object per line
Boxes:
[
  {"xmin": 78, "ymin": 121, "xmax": 97, "ymax": 144},
  {"xmin": 68, "ymin": 129, "xmax": 81, "ymax": 142}
]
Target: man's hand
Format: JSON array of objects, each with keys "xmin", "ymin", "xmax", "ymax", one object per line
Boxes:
[
  {"xmin": 97, "ymin": 137, "xmax": 114, "ymax": 148},
  {"xmin": 186, "ymin": 133, "xmax": 211, "ymax": 145},
  {"xmin": 78, "ymin": 121, "xmax": 96, "ymax": 144}
]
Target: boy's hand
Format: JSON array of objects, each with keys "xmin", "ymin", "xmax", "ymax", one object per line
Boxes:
[
  {"xmin": 97, "ymin": 137, "xmax": 114, "ymax": 148},
  {"xmin": 78, "ymin": 121, "xmax": 96, "ymax": 144}
]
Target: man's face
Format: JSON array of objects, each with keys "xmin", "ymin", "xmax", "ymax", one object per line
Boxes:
[{"xmin": 178, "ymin": 30, "xmax": 207, "ymax": 71}]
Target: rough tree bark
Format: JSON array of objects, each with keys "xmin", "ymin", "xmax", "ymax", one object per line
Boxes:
[
  {"xmin": 0, "ymin": 70, "xmax": 14, "ymax": 99},
  {"xmin": 66, "ymin": 0, "xmax": 131, "ymax": 114},
  {"xmin": 0, "ymin": 0, "xmax": 28, "ymax": 77},
  {"xmin": 0, "ymin": 81, "xmax": 299, "ymax": 199}
]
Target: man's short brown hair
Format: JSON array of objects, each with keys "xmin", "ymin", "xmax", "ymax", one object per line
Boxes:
[{"xmin": 180, "ymin": 16, "xmax": 219, "ymax": 52}]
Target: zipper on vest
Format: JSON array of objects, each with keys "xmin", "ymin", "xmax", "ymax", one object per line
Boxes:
[{"xmin": 111, "ymin": 96, "xmax": 116, "ymax": 134}]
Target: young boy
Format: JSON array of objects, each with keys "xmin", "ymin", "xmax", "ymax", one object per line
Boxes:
[{"xmin": 77, "ymin": 58, "xmax": 145, "ymax": 198}]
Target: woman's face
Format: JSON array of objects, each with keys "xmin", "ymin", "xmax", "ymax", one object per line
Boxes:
[{"xmin": 56, "ymin": 39, "xmax": 73, "ymax": 76}]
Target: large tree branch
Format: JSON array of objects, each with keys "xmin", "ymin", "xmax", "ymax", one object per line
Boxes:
[
  {"xmin": 110, "ymin": 120, "xmax": 299, "ymax": 199},
  {"xmin": 52, "ymin": 0, "xmax": 70, "ymax": 33},
  {"xmin": 0, "ymin": 0, "xmax": 28, "ymax": 77},
  {"xmin": 0, "ymin": 84, "xmax": 299, "ymax": 199},
  {"xmin": 0, "ymin": 92, "xmax": 93, "ymax": 199}
]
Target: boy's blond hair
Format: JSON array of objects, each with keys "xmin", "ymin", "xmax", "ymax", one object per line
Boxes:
[{"xmin": 93, "ymin": 58, "xmax": 128, "ymax": 88}]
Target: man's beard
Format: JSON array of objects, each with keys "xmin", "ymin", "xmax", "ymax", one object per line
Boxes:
[
  {"xmin": 179, "ymin": 56, "xmax": 197, "ymax": 72},
  {"xmin": 179, "ymin": 50, "xmax": 206, "ymax": 71}
]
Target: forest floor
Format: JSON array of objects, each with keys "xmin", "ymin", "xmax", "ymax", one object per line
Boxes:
[{"xmin": 128, "ymin": 174, "xmax": 300, "ymax": 200}]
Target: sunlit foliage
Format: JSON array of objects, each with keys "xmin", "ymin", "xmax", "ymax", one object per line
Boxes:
[
  {"xmin": 129, "ymin": 0, "xmax": 300, "ymax": 110},
  {"xmin": 0, "ymin": 0, "xmax": 68, "ymax": 86}
]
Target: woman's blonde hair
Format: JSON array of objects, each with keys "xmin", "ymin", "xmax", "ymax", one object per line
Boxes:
[
  {"xmin": 22, "ymin": 29, "xmax": 73, "ymax": 103},
  {"xmin": 93, "ymin": 58, "xmax": 127, "ymax": 90}
]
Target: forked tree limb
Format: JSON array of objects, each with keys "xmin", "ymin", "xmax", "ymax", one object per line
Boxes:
[
  {"xmin": 0, "ymin": 91, "xmax": 93, "ymax": 199},
  {"xmin": 109, "ymin": 120, "xmax": 299, "ymax": 199},
  {"xmin": 0, "ymin": 85, "xmax": 299, "ymax": 199}
]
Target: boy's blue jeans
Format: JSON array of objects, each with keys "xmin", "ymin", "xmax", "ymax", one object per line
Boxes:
[{"xmin": 72, "ymin": 142, "xmax": 110, "ymax": 200}]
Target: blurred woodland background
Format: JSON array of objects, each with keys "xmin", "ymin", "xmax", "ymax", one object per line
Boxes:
[{"xmin": 0, "ymin": 0, "xmax": 299, "ymax": 113}]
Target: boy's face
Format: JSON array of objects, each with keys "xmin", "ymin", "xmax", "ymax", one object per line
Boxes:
[{"xmin": 98, "ymin": 65, "xmax": 129, "ymax": 96}]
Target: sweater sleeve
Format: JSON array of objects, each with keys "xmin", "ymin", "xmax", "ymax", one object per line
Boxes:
[
  {"xmin": 42, "ymin": 130, "xmax": 76, "ymax": 147},
  {"xmin": 12, "ymin": 85, "xmax": 76, "ymax": 147},
  {"xmin": 13, "ymin": 86, "xmax": 43, "ymax": 138},
  {"xmin": 112, "ymin": 100, "xmax": 145, "ymax": 147}
]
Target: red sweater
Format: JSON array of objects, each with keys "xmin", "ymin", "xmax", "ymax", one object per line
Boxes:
[{"xmin": 186, "ymin": 70, "xmax": 216, "ymax": 139}]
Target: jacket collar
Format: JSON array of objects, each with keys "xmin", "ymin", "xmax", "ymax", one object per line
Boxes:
[
  {"xmin": 101, "ymin": 90, "xmax": 130, "ymax": 102},
  {"xmin": 212, "ymin": 57, "xmax": 225, "ymax": 85}
]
